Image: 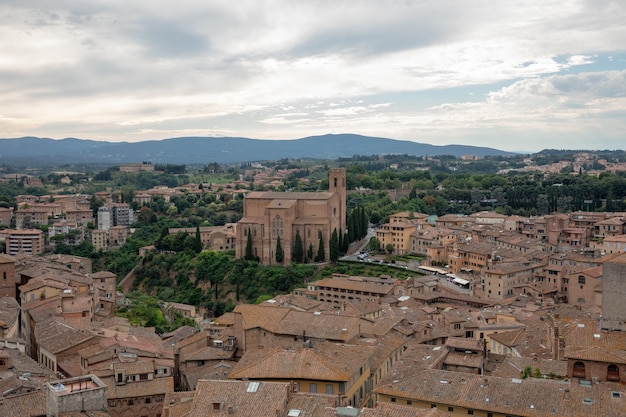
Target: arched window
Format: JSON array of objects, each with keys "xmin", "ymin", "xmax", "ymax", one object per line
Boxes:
[
  {"xmin": 573, "ymin": 361, "xmax": 586, "ymax": 378},
  {"xmin": 608, "ymin": 364, "xmax": 620, "ymax": 381},
  {"xmin": 334, "ymin": 177, "xmax": 337, "ymax": 187}
]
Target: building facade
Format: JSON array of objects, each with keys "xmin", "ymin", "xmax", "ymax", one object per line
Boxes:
[
  {"xmin": 235, "ymin": 168, "xmax": 346, "ymax": 265},
  {"xmin": 6, "ymin": 229, "xmax": 45, "ymax": 255}
]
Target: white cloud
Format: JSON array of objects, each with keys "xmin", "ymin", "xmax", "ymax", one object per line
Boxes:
[{"xmin": 1, "ymin": 1, "xmax": 625, "ymax": 151}]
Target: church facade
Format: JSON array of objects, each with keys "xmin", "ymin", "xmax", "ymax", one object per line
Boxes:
[{"xmin": 235, "ymin": 168, "xmax": 346, "ymax": 265}]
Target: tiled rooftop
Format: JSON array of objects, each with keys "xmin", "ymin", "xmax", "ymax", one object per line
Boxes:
[{"xmin": 229, "ymin": 342, "xmax": 375, "ymax": 382}]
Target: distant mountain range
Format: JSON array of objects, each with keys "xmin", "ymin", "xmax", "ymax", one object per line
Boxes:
[{"xmin": 0, "ymin": 134, "xmax": 516, "ymax": 165}]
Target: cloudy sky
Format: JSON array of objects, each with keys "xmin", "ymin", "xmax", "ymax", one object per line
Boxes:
[{"xmin": 1, "ymin": 0, "xmax": 625, "ymax": 152}]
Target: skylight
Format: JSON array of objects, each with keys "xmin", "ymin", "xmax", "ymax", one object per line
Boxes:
[{"xmin": 246, "ymin": 381, "xmax": 260, "ymax": 393}]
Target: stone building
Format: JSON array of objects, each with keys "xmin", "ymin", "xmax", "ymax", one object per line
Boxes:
[
  {"xmin": 601, "ymin": 252, "xmax": 626, "ymax": 331},
  {"xmin": 235, "ymin": 168, "xmax": 346, "ymax": 265}
]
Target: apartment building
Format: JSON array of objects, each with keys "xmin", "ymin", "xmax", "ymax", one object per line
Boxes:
[
  {"xmin": 594, "ymin": 216, "xmax": 626, "ymax": 240},
  {"xmin": 108, "ymin": 225, "xmax": 130, "ymax": 247},
  {"xmin": 410, "ymin": 227, "xmax": 457, "ymax": 259},
  {"xmin": 65, "ymin": 208, "xmax": 94, "ymax": 225},
  {"xmin": 15, "ymin": 207, "xmax": 49, "ymax": 229},
  {"xmin": 97, "ymin": 203, "xmax": 134, "ymax": 232},
  {"xmin": 91, "ymin": 229, "xmax": 107, "ymax": 251},
  {"xmin": 598, "ymin": 234, "xmax": 626, "ymax": 254},
  {"xmin": 376, "ymin": 220, "xmax": 417, "ymax": 254},
  {"xmin": 447, "ymin": 241, "xmax": 494, "ymax": 274},
  {"xmin": 389, "ymin": 210, "xmax": 430, "ymax": 226},
  {"xmin": 6, "ymin": 229, "xmax": 45, "ymax": 255},
  {"xmin": 481, "ymin": 262, "xmax": 547, "ymax": 301}
]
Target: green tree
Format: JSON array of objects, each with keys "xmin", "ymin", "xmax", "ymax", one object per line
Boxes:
[
  {"xmin": 275, "ymin": 236, "xmax": 284, "ymax": 263},
  {"xmin": 315, "ymin": 231, "xmax": 325, "ymax": 262},
  {"xmin": 307, "ymin": 243, "xmax": 314, "ymax": 262},
  {"xmin": 193, "ymin": 225, "xmax": 203, "ymax": 253},
  {"xmin": 196, "ymin": 251, "xmax": 228, "ymax": 306},
  {"xmin": 359, "ymin": 206, "xmax": 368, "ymax": 239},
  {"xmin": 245, "ymin": 227, "xmax": 254, "ymax": 260},
  {"xmin": 293, "ymin": 230, "xmax": 304, "ymax": 263},
  {"xmin": 330, "ymin": 228, "xmax": 339, "ymax": 262}
]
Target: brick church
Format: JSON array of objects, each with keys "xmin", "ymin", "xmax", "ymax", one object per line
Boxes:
[{"xmin": 235, "ymin": 168, "xmax": 346, "ymax": 265}]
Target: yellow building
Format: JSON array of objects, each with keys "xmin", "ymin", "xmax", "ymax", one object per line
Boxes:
[{"xmin": 376, "ymin": 220, "xmax": 417, "ymax": 254}]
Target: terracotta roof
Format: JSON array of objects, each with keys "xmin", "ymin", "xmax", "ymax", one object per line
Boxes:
[
  {"xmin": 488, "ymin": 356, "xmax": 568, "ymax": 379},
  {"xmin": 564, "ymin": 345, "xmax": 626, "ymax": 364},
  {"xmin": 360, "ymin": 403, "xmax": 450, "ymax": 416},
  {"xmin": 0, "ymin": 297, "xmax": 19, "ymax": 326},
  {"xmin": 0, "ymin": 390, "xmax": 46, "ymax": 417},
  {"xmin": 0, "ymin": 254, "xmax": 14, "ymax": 264},
  {"xmin": 376, "ymin": 367, "xmax": 626, "ymax": 417},
  {"xmin": 233, "ymin": 304, "xmax": 363, "ymax": 342},
  {"xmin": 163, "ymin": 391, "xmax": 196, "ymax": 417},
  {"xmin": 229, "ymin": 342, "xmax": 374, "ymax": 382},
  {"xmin": 36, "ymin": 319, "xmax": 95, "ymax": 354},
  {"xmin": 185, "ymin": 379, "xmax": 291, "ymax": 417},
  {"xmin": 603, "ymin": 251, "xmax": 626, "ymax": 264},
  {"xmin": 285, "ymin": 392, "xmax": 339, "ymax": 417},
  {"xmin": 186, "ymin": 346, "xmax": 236, "ymax": 362},
  {"xmin": 443, "ymin": 351, "xmax": 484, "ymax": 368},
  {"xmin": 446, "ymin": 337, "xmax": 484, "ymax": 351}
]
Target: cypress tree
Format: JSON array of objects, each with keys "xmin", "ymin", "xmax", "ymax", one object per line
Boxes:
[
  {"xmin": 245, "ymin": 227, "xmax": 254, "ymax": 260},
  {"xmin": 341, "ymin": 229, "xmax": 349, "ymax": 253},
  {"xmin": 330, "ymin": 228, "xmax": 339, "ymax": 262},
  {"xmin": 338, "ymin": 230, "xmax": 344, "ymax": 256},
  {"xmin": 347, "ymin": 211, "xmax": 356, "ymax": 243},
  {"xmin": 360, "ymin": 206, "xmax": 368, "ymax": 239},
  {"xmin": 293, "ymin": 230, "xmax": 304, "ymax": 263},
  {"xmin": 193, "ymin": 225, "xmax": 203, "ymax": 253},
  {"xmin": 275, "ymin": 236, "xmax": 284, "ymax": 263},
  {"xmin": 307, "ymin": 243, "xmax": 314, "ymax": 262},
  {"xmin": 316, "ymin": 231, "xmax": 325, "ymax": 262}
]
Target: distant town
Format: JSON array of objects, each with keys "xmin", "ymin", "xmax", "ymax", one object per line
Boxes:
[{"xmin": 1, "ymin": 150, "xmax": 626, "ymax": 417}]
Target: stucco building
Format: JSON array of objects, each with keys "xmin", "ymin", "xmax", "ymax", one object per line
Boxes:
[{"xmin": 6, "ymin": 229, "xmax": 45, "ymax": 255}]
